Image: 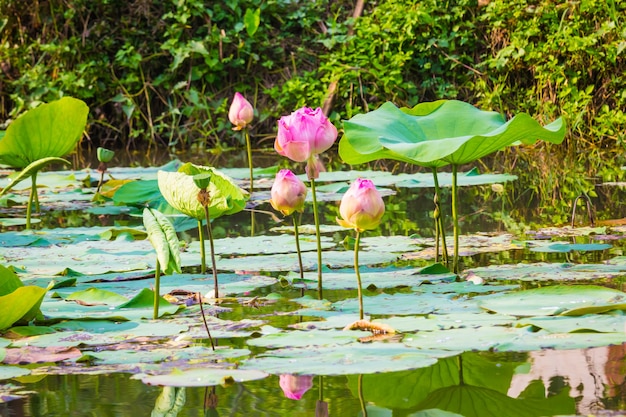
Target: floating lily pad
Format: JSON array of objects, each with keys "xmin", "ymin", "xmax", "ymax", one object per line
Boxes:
[
  {"xmin": 140, "ymin": 367, "xmax": 268, "ymax": 387},
  {"xmin": 528, "ymin": 242, "xmax": 612, "ymax": 253},
  {"xmin": 0, "ymin": 366, "xmax": 31, "ymax": 380},
  {"xmin": 292, "ymin": 267, "xmax": 455, "ymax": 290},
  {"xmin": 333, "ymin": 292, "xmax": 482, "ymax": 316},
  {"xmin": 466, "ymin": 262, "xmax": 626, "ymax": 282},
  {"xmin": 477, "ymin": 285, "xmax": 626, "ymax": 316},
  {"xmin": 246, "ymin": 329, "xmax": 371, "ymax": 348},
  {"xmin": 241, "ymin": 343, "xmax": 448, "ymax": 375},
  {"xmin": 517, "ymin": 314, "xmax": 626, "ymax": 333}
]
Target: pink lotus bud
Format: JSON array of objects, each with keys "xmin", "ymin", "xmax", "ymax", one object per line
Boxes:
[
  {"xmin": 279, "ymin": 374, "xmax": 314, "ymax": 400},
  {"xmin": 229, "ymin": 92, "xmax": 254, "ymax": 130},
  {"xmin": 275, "ymin": 107, "xmax": 337, "ymax": 162},
  {"xmin": 270, "ymin": 169, "xmax": 308, "ymax": 216},
  {"xmin": 337, "ymin": 178, "xmax": 385, "ymax": 232}
]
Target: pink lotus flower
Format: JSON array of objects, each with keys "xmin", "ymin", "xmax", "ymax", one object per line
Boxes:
[
  {"xmin": 270, "ymin": 169, "xmax": 308, "ymax": 216},
  {"xmin": 274, "ymin": 107, "xmax": 337, "ymax": 163},
  {"xmin": 337, "ymin": 178, "xmax": 385, "ymax": 232},
  {"xmin": 228, "ymin": 92, "xmax": 254, "ymax": 130},
  {"xmin": 279, "ymin": 374, "xmax": 314, "ymax": 400}
]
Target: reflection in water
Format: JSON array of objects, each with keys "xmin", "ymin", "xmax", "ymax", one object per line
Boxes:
[
  {"xmin": 278, "ymin": 374, "xmax": 314, "ymax": 400},
  {"xmin": 508, "ymin": 344, "xmax": 626, "ymax": 415},
  {"xmin": 151, "ymin": 386, "xmax": 186, "ymax": 417}
]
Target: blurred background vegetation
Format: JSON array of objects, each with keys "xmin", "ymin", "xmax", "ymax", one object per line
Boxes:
[{"xmin": 0, "ymin": 0, "xmax": 625, "ymax": 222}]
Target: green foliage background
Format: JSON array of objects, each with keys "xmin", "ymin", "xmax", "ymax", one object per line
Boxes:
[{"xmin": 0, "ymin": 0, "xmax": 625, "ymax": 219}]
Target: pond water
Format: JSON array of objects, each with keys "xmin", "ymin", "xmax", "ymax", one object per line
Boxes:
[{"xmin": 2, "ymin": 149, "xmax": 626, "ymax": 417}]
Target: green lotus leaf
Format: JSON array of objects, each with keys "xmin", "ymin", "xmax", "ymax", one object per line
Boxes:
[
  {"xmin": 141, "ymin": 367, "xmax": 268, "ymax": 387},
  {"xmin": 416, "ymin": 384, "xmax": 575, "ymax": 417},
  {"xmin": 477, "ymin": 285, "xmax": 626, "ymax": 316},
  {"xmin": 0, "ymin": 286, "xmax": 47, "ymax": 331},
  {"xmin": 143, "ymin": 207, "xmax": 182, "ymax": 275},
  {"xmin": 242, "ymin": 343, "xmax": 452, "ymax": 376},
  {"xmin": 0, "ymin": 97, "xmax": 88, "ymax": 168},
  {"xmin": 0, "ymin": 264, "xmax": 23, "ymax": 296},
  {"xmin": 157, "ymin": 163, "xmax": 247, "ymax": 220},
  {"xmin": 339, "ymin": 100, "xmax": 566, "ymax": 167},
  {"xmin": 0, "ymin": 365, "xmax": 31, "ymax": 380}
]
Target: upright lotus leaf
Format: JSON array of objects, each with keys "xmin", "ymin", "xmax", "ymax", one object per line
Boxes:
[
  {"xmin": 157, "ymin": 163, "xmax": 247, "ymax": 220},
  {"xmin": 143, "ymin": 207, "xmax": 181, "ymax": 275},
  {"xmin": 0, "ymin": 264, "xmax": 23, "ymax": 296},
  {"xmin": 339, "ymin": 100, "xmax": 566, "ymax": 167},
  {"xmin": 0, "ymin": 97, "xmax": 89, "ymax": 168},
  {"xmin": 0, "ymin": 286, "xmax": 47, "ymax": 331}
]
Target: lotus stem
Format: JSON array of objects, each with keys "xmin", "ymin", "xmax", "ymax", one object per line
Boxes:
[
  {"xmin": 452, "ymin": 165, "xmax": 459, "ymax": 274},
  {"xmin": 26, "ymin": 179, "xmax": 35, "ymax": 230},
  {"xmin": 153, "ymin": 259, "xmax": 161, "ymax": 320},
  {"xmin": 358, "ymin": 374, "xmax": 367, "ymax": 417},
  {"xmin": 431, "ymin": 168, "xmax": 449, "ymax": 264},
  {"xmin": 197, "ymin": 291, "xmax": 215, "ymax": 350},
  {"xmin": 293, "ymin": 215, "xmax": 305, "ymax": 296},
  {"xmin": 244, "ymin": 128, "xmax": 255, "ymax": 237},
  {"xmin": 197, "ymin": 220, "xmax": 207, "ymax": 274},
  {"xmin": 354, "ymin": 231, "xmax": 364, "ymax": 320},
  {"xmin": 204, "ymin": 206, "xmax": 219, "ymax": 299},
  {"xmin": 32, "ymin": 172, "xmax": 40, "ymax": 212},
  {"xmin": 309, "ymin": 177, "xmax": 324, "ymax": 299}
]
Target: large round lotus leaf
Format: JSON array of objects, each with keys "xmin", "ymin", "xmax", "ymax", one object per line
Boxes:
[
  {"xmin": 0, "ymin": 97, "xmax": 89, "ymax": 168},
  {"xmin": 241, "ymin": 343, "xmax": 445, "ymax": 375},
  {"xmin": 215, "ymin": 250, "xmax": 399, "ymax": 273},
  {"xmin": 340, "ymin": 100, "xmax": 565, "ymax": 167},
  {"xmin": 141, "ymin": 367, "xmax": 268, "ymax": 387},
  {"xmin": 293, "ymin": 267, "xmax": 455, "ymax": 291},
  {"xmin": 529, "ymin": 242, "xmax": 612, "ymax": 253},
  {"xmin": 157, "ymin": 164, "xmax": 247, "ymax": 220},
  {"xmin": 465, "ymin": 262, "xmax": 626, "ymax": 282},
  {"xmin": 186, "ymin": 234, "xmax": 336, "ymax": 256},
  {"xmin": 86, "ymin": 346, "xmax": 250, "ymax": 366},
  {"xmin": 495, "ymin": 329, "xmax": 626, "ymax": 352},
  {"xmin": 333, "ymin": 293, "xmax": 482, "ymax": 316},
  {"xmin": 518, "ymin": 314, "xmax": 626, "ymax": 333},
  {"xmin": 246, "ymin": 329, "xmax": 371, "ymax": 348},
  {"xmin": 403, "ymin": 326, "xmax": 526, "ymax": 352},
  {"xmin": 0, "ymin": 365, "xmax": 31, "ymax": 380},
  {"xmin": 477, "ymin": 285, "xmax": 626, "ymax": 316}
]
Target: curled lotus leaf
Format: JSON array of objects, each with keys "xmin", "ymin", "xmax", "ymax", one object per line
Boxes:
[
  {"xmin": 339, "ymin": 100, "xmax": 566, "ymax": 167},
  {"xmin": 157, "ymin": 163, "xmax": 247, "ymax": 220}
]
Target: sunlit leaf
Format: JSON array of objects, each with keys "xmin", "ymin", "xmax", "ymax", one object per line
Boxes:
[
  {"xmin": 477, "ymin": 285, "xmax": 626, "ymax": 316},
  {"xmin": 157, "ymin": 163, "xmax": 247, "ymax": 220},
  {"xmin": 0, "ymin": 97, "xmax": 88, "ymax": 168},
  {"xmin": 141, "ymin": 367, "xmax": 268, "ymax": 387},
  {"xmin": 0, "ymin": 286, "xmax": 46, "ymax": 330},
  {"xmin": 142, "ymin": 207, "xmax": 181, "ymax": 275},
  {"xmin": 241, "ymin": 343, "xmax": 447, "ymax": 375},
  {"xmin": 339, "ymin": 100, "xmax": 566, "ymax": 167},
  {"xmin": 117, "ymin": 288, "xmax": 182, "ymax": 317},
  {"xmin": 246, "ymin": 329, "xmax": 371, "ymax": 348}
]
